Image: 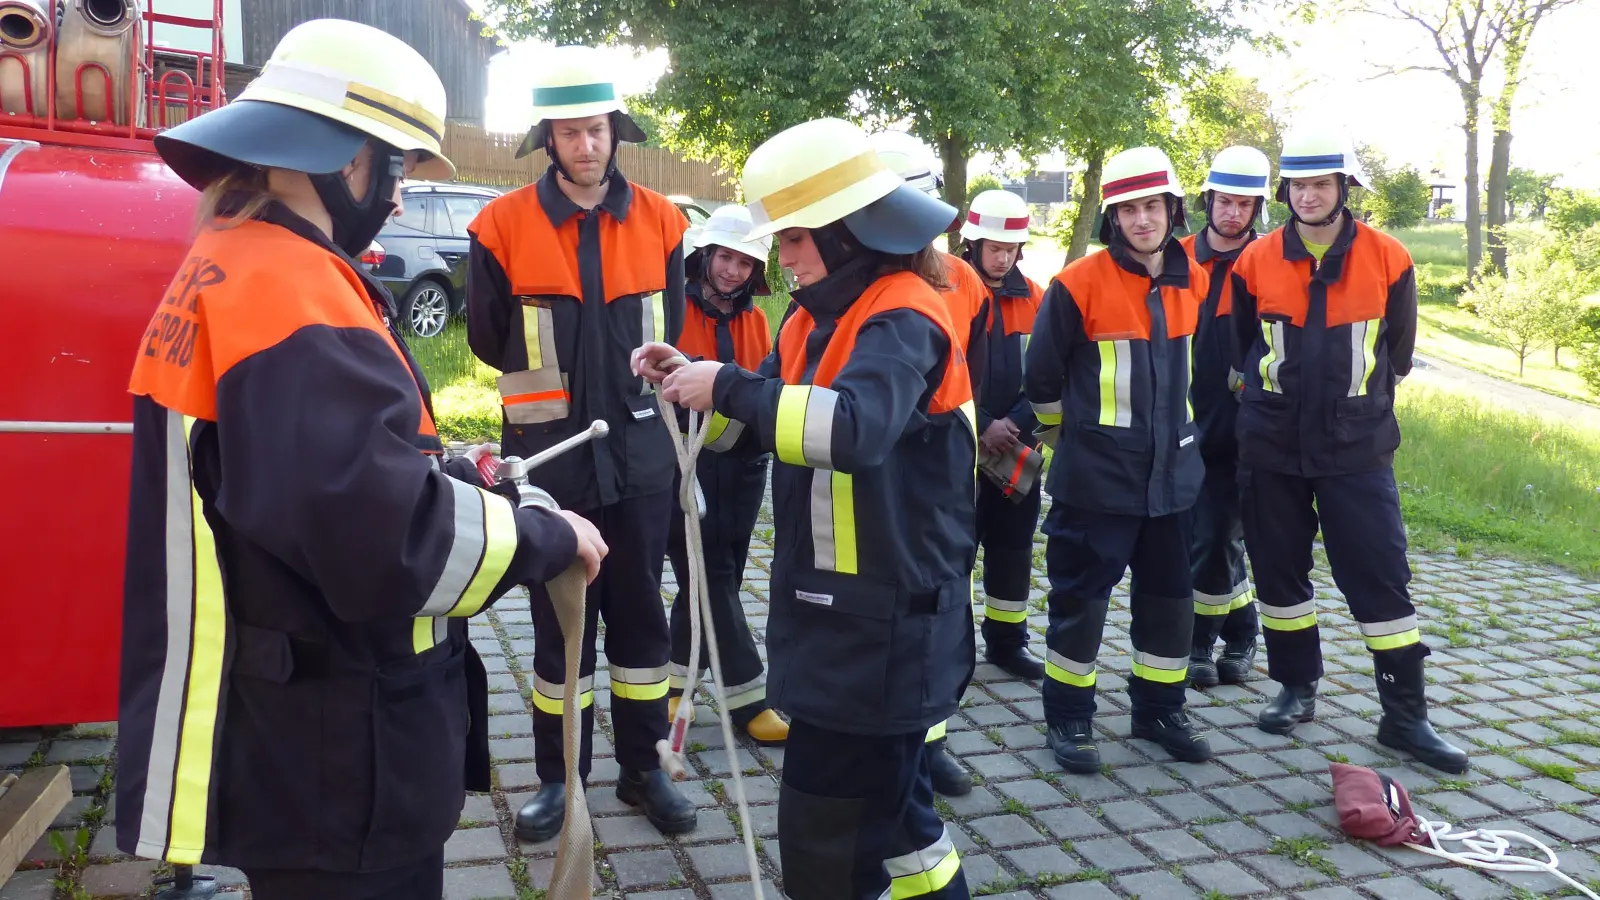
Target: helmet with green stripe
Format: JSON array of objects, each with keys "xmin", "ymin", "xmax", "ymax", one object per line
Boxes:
[{"xmin": 514, "ymin": 45, "xmax": 647, "ymax": 160}]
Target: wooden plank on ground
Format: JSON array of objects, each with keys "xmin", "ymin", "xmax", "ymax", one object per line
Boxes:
[{"xmin": 0, "ymin": 766, "xmax": 71, "ymax": 887}]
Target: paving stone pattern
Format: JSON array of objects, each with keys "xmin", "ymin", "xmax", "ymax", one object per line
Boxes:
[{"xmin": 6, "ymin": 497, "xmax": 1600, "ymax": 898}]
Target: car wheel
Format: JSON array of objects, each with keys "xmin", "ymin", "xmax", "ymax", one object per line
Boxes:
[{"xmin": 402, "ymin": 280, "xmax": 451, "ymax": 338}]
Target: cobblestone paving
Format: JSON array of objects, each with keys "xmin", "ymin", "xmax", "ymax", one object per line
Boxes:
[{"xmin": 7, "ymin": 500, "xmax": 1600, "ymax": 899}]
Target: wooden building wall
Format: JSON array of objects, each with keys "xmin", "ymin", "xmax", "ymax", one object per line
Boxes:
[{"xmin": 238, "ymin": 0, "xmax": 498, "ymax": 122}]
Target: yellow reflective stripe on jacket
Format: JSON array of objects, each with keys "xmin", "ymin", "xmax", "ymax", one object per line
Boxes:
[
  {"xmin": 704, "ymin": 412, "xmax": 746, "ymax": 452},
  {"xmin": 1045, "ymin": 650, "xmax": 1096, "ymax": 687},
  {"xmin": 1131, "ymin": 651, "xmax": 1189, "ymax": 684},
  {"xmin": 641, "ymin": 291, "xmax": 666, "ymax": 345},
  {"xmin": 775, "ymin": 384, "xmax": 839, "ymax": 468},
  {"xmin": 136, "ymin": 411, "xmax": 226, "ymax": 865},
  {"xmin": 417, "ymin": 478, "xmax": 518, "ymax": 618},
  {"xmin": 886, "ymin": 827, "xmax": 962, "ymax": 898},
  {"xmin": 521, "ymin": 302, "xmax": 556, "ymax": 370},
  {"xmin": 984, "ymin": 596, "xmax": 1030, "ymax": 624},
  {"xmin": 1185, "ymin": 334, "xmax": 1195, "ymax": 422},
  {"xmin": 1032, "ymin": 399, "xmax": 1063, "ymax": 426},
  {"xmin": 1348, "ymin": 317, "xmax": 1381, "ymax": 397},
  {"xmin": 1360, "ymin": 615, "xmax": 1421, "ymax": 651},
  {"xmin": 609, "ymin": 664, "xmax": 670, "ymax": 701},
  {"xmin": 1261, "ymin": 599, "xmax": 1318, "ymax": 632},
  {"xmin": 809, "ymin": 468, "xmax": 857, "ymax": 574},
  {"xmin": 411, "ymin": 616, "xmax": 450, "ymax": 654},
  {"xmin": 1259, "ymin": 321, "xmax": 1284, "ymax": 393},
  {"xmin": 532, "ymin": 675, "xmax": 595, "ymax": 715},
  {"xmin": 1096, "ymin": 339, "xmax": 1132, "ymax": 427}
]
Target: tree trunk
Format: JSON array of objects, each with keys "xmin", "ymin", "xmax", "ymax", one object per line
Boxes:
[
  {"xmin": 1518, "ymin": 348, "xmax": 1526, "ymax": 377},
  {"xmin": 1461, "ymin": 81, "xmax": 1484, "ymax": 282},
  {"xmin": 1068, "ymin": 144, "xmax": 1105, "ymax": 262},
  {"xmin": 1486, "ymin": 129, "xmax": 1511, "ymax": 275},
  {"xmin": 939, "ymin": 132, "xmax": 970, "ymax": 254},
  {"xmin": 1555, "ymin": 344, "xmax": 1561, "ymax": 367}
]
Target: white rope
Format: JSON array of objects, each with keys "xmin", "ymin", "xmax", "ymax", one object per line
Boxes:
[
  {"xmin": 1407, "ymin": 816, "xmax": 1600, "ymax": 899},
  {"xmin": 651, "ymin": 362, "xmax": 767, "ymax": 900}
]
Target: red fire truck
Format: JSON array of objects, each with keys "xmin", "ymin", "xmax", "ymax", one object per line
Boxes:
[{"xmin": 0, "ymin": 1, "xmax": 227, "ymax": 728}]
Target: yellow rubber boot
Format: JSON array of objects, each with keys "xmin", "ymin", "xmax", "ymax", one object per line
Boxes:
[
  {"xmin": 667, "ymin": 695, "xmax": 695, "ymax": 724},
  {"xmin": 744, "ymin": 709, "xmax": 789, "ymax": 745}
]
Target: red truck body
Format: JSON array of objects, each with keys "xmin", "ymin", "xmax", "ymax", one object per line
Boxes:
[{"xmin": 0, "ymin": 1, "xmax": 222, "ymax": 727}]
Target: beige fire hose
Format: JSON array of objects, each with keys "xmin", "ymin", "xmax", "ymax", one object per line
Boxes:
[{"xmin": 497, "ymin": 390, "xmax": 763, "ymax": 898}]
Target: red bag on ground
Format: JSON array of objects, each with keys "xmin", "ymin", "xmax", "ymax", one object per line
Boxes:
[{"xmin": 1330, "ymin": 762, "xmax": 1422, "ymax": 846}]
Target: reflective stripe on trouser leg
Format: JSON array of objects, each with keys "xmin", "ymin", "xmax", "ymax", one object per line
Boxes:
[
  {"xmin": 1126, "ymin": 512, "xmax": 1196, "ymax": 717},
  {"xmin": 883, "ymin": 826, "xmax": 963, "ymax": 898},
  {"xmin": 924, "ymin": 720, "xmax": 947, "ymax": 743},
  {"xmin": 529, "ymin": 570, "xmax": 601, "ymax": 784},
  {"xmin": 1310, "ymin": 468, "xmax": 1421, "ymax": 661},
  {"xmin": 1040, "ymin": 505, "xmax": 1136, "ymax": 723},
  {"xmin": 1237, "ymin": 465, "xmax": 1325, "ymax": 685},
  {"xmin": 597, "ymin": 491, "xmax": 675, "ymax": 774},
  {"xmin": 782, "ymin": 723, "xmax": 964, "ymax": 900},
  {"xmin": 977, "ymin": 475, "xmax": 1042, "ymax": 656}
]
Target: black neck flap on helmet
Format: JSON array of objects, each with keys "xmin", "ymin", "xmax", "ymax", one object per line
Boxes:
[
  {"xmin": 309, "ymin": 142, "xmax": 402, "ymax": 257},
  {"xmin": 1204, "ymin": 191, "xmax": 1261, "ymax": 241},
  {"xmin": 1284, "ymin": 174, "xmax": 1349, "ymax": 228},
  {"xmin": 1101, "ymin": 194, "xmax": 1186, "ymax": 254}
]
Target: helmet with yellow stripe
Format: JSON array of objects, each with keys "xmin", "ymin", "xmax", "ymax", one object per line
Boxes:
[
  {"xmin": 742, "ymin": 118, "xmax": 956, "ymax": 255},
  {"xmin": 153, "ymin": 19, "xmax": 453, "ymax": 255},
  {"xmin": 1097, "ymin": 146, "xmax": 1186, "ymax": 247}
]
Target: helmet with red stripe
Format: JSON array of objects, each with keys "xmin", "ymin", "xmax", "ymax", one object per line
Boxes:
[
  {"xmin": 1097, "ymin": 146, "xmax": 1186, "ymax": 248},
  {"xmin": 960, "ymin": 189, "xmax": 1031, "ymax": 243}
]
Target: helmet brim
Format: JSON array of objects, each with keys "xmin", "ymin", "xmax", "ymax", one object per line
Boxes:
[
  {"xmin": 841, "ymin": 183, "xmax": 959, "ymax": 254},
  {"xmin": 516, "ymin": 111, "xmax": 648, "ymax": 159},
  {"xmin": 155, "ymin": 99, "xmax": 368, "ymax": 191}
]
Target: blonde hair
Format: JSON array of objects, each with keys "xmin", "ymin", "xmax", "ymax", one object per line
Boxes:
[{"xmin": 194, "ymin": 167, "xmax": 273, "ymax": 233}]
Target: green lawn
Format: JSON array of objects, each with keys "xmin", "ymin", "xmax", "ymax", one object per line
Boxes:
[
  {"xmin": 1396, "ymin": 386, "xmax": 1600, "ymax": 575},
  {"xmin": 1389, "ymin": 222, "xmax": 1599, "ymax": 403}
]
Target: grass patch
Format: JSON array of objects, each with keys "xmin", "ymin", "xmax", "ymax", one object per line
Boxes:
[
  {"xmin": 1391, "ymin": 223, "xmax": 1468, "ymax": 269},
  {"xmin": 410, "ymin": 321, "xmax": 502, "ymax": 443},
  {"xmin": 1512, "ymin": 754, "xmax": 1578, "ymax": 784},
  {"xmin": 1395, "ymin": 387, "xmax": 1600, "ymax": 574},
  {"xmin": 1269, "ymin": 836, "xmax": 1339, "ymax": 879},
  {"xmin": 1413, "ymin": 299, "xmax": 1597, "ymax": 402}
]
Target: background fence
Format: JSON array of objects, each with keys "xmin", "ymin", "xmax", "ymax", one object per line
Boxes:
[{"xmin": 441, "ymin": 123, "xmax": 737, "ymax": 201}]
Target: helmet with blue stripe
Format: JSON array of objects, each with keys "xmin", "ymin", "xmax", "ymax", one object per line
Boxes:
[
  {"xmin": 1275, "ymin": 126, "xmax": 1367, "ymax": 202},
  {"xmin": 1202, "ymin": 145, "xmax": 1272, "ymax": 232}
]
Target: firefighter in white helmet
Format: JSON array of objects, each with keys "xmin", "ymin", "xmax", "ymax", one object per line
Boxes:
[
  {"xmin": 958, "ymin": 189, "xmax": 1050, "ymax": 685},
  {"xmin": 868, "ymin": 129, "xmax": 990, "ymax": 799},
  {"xmin": 1026, "ymin": 146, "xmax": 1214, "ymax": 772},
  {"xmin": 663, "ymin": 204, "xmax": 789, "ymax": 744},
  {"xmin": 116, "ymin": 20, "xmax": 603, "ymax": 899},
  {"xmin": 1181, "ymin": 146, "xmax": 1272, "ymax": 689},
  {"xmin": 465, "ymin": 44, "xmax": 698, "ymax": 840},
  {"xmin": 633, "ymin": 116, "xmax": 975, "ymax": 900},
  {"xmin": 1231, "ymin": 126, "xmax": 1467, "ymax": 773}
]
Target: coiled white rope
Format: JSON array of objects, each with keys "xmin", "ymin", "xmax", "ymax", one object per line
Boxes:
[{"xmin": 1408, "ymin": 817, "xmax": 1599, "ymax": 899}]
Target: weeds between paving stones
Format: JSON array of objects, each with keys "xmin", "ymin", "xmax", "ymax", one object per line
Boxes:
[
  {"xmin": 48, "ymin": 828, "xmax": 93, "ymax": 900},
  {"xmin": 1269, "ymin": 836, "xmax": 1340, "ymax": 879}
]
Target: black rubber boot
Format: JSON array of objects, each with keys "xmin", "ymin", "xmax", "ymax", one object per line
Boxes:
[
  {"xmin": 1048, "ymin": 719, "xmax": 1100, "ymax": 774},
  {"xmin": 514, "ymin": 782, "xmax": 566, "ymax": 843},
  {"xmin": 1374, "ymin": 648, "xmax": 1470, "ymax": 774},
  {"xmin": 985, "ymin": 645, "xmax": 1046, "ymax": 681},
  {"xmin": 1258, "ymin": 682, "xmax": 1318, "ymax": 735},
  {"xmin": 1131, "ymin": 711, "xmax": 1214, "ymax": 763},
  {"xmin": 1217, "ymin": 639, "xmax": 1258, "ymax": 685},
  {"xmin": 927, "ymin": 740, "xmax": 972, "ymax": 796},
  {"xmin": 1188, "ymin": 648, "xmax": 1219, "ymax": 688},
  {"xmin": 617, "ymin": 768, "xmax": 698, "ymax": 834}
]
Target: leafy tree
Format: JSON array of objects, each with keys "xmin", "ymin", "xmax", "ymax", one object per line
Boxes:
[
  {"xmin": 967, "ymin": 173, "xmax": 1005, "ymax": 199},
  {"xmin": 1354, "ymin": 0, "xmax": 1581, "ymax": 280},
  {"xmin": 1464, "ymin": 230, "xmax": 1591, "ymax": 374},
  {"xmin": 1367, "ymin": 166, "xmax": 1431, "ymax": 228},
  {"xmin": 1503, "ymin": 166, "xmax": 1555, "ymax": 219},
  {"xmin": 1170, "ymin": 69, "xmax": 1283, "ymax": 201},
  {"xmin": 1547, "ymin": 189, "xmax": 1600, "ymax": 239}
]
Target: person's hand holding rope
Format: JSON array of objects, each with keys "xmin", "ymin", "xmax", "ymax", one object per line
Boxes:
[{"xmin": 633, "ymin": 342, "xmax": 724, "ymax": 411}]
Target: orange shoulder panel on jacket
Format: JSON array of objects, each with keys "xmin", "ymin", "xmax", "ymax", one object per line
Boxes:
[
  {"xmin": 1055, "ymin": 250, "xmax": 1152, "ymax": 341},
  {"xmin": 129, "ymin": 221, "xmax": 403, "ymax": 421},
  {"xmin": 940, "ymin": 252, "xmax": 987, "ymax": 345},
  {"xmin": 598, "ymin": 186, "xmax": 690, "ymax": 302},
  {"xmin": 470, "ymin": 185, "xmax": 582, "ymax": 299}
]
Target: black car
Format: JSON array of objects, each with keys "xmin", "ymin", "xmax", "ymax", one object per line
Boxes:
[{"xmin": 369, "ymin": 182, "xmax": 501, "ymax": 338}]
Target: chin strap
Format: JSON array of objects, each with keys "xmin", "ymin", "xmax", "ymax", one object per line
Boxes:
[{"xmin": 309, "ymin": 144, "xmax": 402, "ymax": 257}]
